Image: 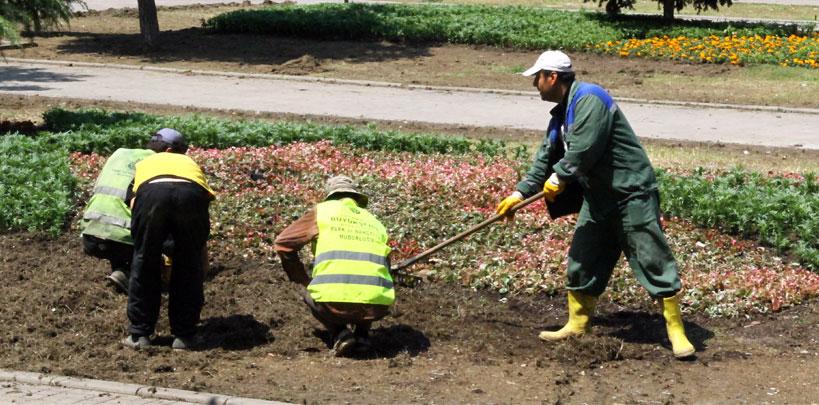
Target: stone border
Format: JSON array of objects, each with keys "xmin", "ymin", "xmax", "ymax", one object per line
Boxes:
[
  {"xmin": 0, "ymin": 369, "xmax": 289, "ymax": 405},
  {"xmin": 6, "ymin": 57, "xmax": 819, "ymax": 116},
  {"xmin": 0, "ymin": 41, "xmax": 37, "ymax": 50}
]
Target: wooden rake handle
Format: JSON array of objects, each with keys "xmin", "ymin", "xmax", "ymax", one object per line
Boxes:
[{"xmin": 391, "ymin": 191, "xmax": 546, "ymax": 273}]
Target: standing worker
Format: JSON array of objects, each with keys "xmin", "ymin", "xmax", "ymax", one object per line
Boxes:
[
  {"xmin": 496, "ymin": 51, "xmax": 695, "ymax": 359},
  {"xmin": 80, "ymin": 139, "xmax": 166, "ymax": 293},
  {"xmin": 274, "ymin": 176, "xmax": 394, "ymax": 357},
  {"xmin": 122, "ymin": 128, "xmax": 215, "ymax": 351}
]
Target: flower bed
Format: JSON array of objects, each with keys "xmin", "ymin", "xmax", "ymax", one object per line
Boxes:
[
  {"xmin": 1, "ymin": 108, "xmax": 812, "ymax": 317},
  {"xmin": 594, "ymin": 34, "xmax": 819, "ymax": 67},
  {"xmin": 68, "ymin": 141, "xmax": 819, "ymax": 316}
]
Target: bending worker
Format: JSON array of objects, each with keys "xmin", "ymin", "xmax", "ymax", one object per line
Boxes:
[
  {"xmin": 496, "ymin": 50, "xmax": 695, "ymax": 359},
  {"xmin": 123, "ymin": 128, "xmax": 214, "ymax": 351},
  {"xmin": 80, "ymin": 136, "xmax": 167, "ymax": 293},
  {"xmin": 274, "ymin": 176, "xmax": 393, "ymax": 357}
]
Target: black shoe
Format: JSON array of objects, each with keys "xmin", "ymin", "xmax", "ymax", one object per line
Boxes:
[
  {"xmin": 332, "ymin": 329, "xmax": 356, "ymax": 357},
  {"xmin": 353, "ymin": 327, "xmax": 372, "ymax": 353},
  {"xmin": 107, "ymin": 270, "xmax": 129, "ymax": 294},
  {"xmin": 122, "ymin": 335, "xmax": 151, "ymax": 350},
  {"xmin": 355, "ymin": 336, "xmax": 372, "ymax": 353},
  {"xmin": 172, "ymin": 335, "xmax": 201, "ymax": 351}
]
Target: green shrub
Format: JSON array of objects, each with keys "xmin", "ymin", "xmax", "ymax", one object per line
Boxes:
[
  {"xmin": 658, "ymin": 168, "xmax": 818, "ymax": 270},
  {"xmin": 43, "ymin": 108, "xmax": 153, "ymax": 132},
  {"xmin": 42, "ymin": 108, "xmax": 507, "ymax": 156},
  {"xmin": 0, "ymin": 135, "xmax": 76, "ymax": 235}
]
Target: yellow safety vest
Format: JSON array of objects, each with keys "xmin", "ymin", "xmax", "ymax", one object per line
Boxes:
[
  {"xmin": 81, "ymin": 148, "xmax": 155, "ymax": 243},
  {"xmin": 132, "ymin": 152, "xmax": 215, "ymax": 197},
  {"xmin": 308, "ymin": 198, "xmax": 394, "ymax": 305}
]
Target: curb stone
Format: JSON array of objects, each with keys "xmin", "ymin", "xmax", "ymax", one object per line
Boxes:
[
  {"xmin": 0, "ymin": 41, "xmax": 37, "ymax": 50},
  {"xmin": 0, "ymin": 369, "xmax": 289, "ymax": 404},
  {"xmin": 5, "ymin": 57, "xmax": 819, "ymax": 116}
]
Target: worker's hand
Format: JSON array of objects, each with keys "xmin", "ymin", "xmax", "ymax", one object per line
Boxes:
[
  {"xmin": 496, "ymin": 191, "xmax": 524, "ymax": 218},
  {"xmin": 542, "ymin": 173, "xmax": 566, "ymax": 203}
]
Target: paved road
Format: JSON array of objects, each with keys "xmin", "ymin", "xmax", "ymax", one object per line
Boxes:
[
  {"xmin": 1, "ymin": 59, "xmax": 817, "ymax": 149},
  {"xmin": 0, "ymin": 369, "xmax": 287, "ymax": 404}
]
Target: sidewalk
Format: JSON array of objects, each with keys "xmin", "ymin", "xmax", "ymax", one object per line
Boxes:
[
  {"xmin": 1, "ymin": 58, "xmax": 817, "ymax": 149},
  {"xmin": 0, "ymin": 370, "xmax": 288, "ymax": 405}
]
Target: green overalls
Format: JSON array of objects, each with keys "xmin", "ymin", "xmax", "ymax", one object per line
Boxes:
[{"xmin": 517, "ymin": 81, "xmax": 681, "ymax": 298}]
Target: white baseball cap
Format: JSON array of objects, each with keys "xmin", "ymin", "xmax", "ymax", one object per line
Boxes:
[{"xmin": 521, "ymin": 50, "xmax": 573, "ymax": 76}]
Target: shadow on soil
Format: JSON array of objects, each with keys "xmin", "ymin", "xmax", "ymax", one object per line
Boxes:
[
  {"xmin": 0, "ymin": 119, "xmax": 38, "ymax": 135},
  {"xmin": 596, "ymin": 310, "xmax": 714, "ymax": 351},
  {"xmin": 48, "ymin": 29, "xmax": 433, "ymax": 72},
  {"xmin": 538, "ymin": 310, "xmax": 714, "ymax": 365},
  {"xmin": 313, "ymin": 324, "xmax": 430, "ymax": 360},
  {"xmin": 198, "ymin": 314, "xmax": 273, "ymax": 350}
]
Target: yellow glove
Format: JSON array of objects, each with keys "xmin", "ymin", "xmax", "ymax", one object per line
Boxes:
[
  {"xmin": 543, "ymin": 173, "xmax": 566, "ymax": 203},
  {"xmin": 496, "ymin": 191, "xmax": 524, "ymax": 217}
]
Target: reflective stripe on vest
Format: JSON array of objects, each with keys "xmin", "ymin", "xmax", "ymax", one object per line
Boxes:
[
  {"xmin": 310, "ymin": 274, "xmax": 394, "ymax": 289},
  {"xmin": 94, "ymin": 148, "xmax": 155, "ymax": 196},
  {"xmin": 93, "ymin": 185, "xmax": 128, "ymax": 200},
  {"xmin": 314, "ymin": 250, "xmax": 390, "ymax": 268},
  {"xmin": 308, "ymin": 198, "xmax": 394, "ymax": 305},
  {"xmin": 82, "ymin": 211, "xmax": 130, "ymax": 229}
]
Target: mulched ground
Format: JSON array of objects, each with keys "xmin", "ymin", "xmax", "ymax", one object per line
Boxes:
[{"xmin": 1, "ymin": 232, "xmax": 817, "ymax": 403}]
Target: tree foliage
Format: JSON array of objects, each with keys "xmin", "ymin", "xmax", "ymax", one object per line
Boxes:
[
  {"xmin": 0, "ymin": 0, "xmax": 85, "ymax": 42},
  {"xmin": 586, "ymin": 0, "xmax": 733, "ymax": 20}
]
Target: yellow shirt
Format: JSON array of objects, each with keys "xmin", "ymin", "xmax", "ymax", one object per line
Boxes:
[{"xmin": 132, "ymin": 152, "xmax": 215, "ymax": 198}]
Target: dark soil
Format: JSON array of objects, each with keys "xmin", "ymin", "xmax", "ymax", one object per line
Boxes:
[
  {"xmin": 1, "ymin": 4, "xmax": 818, "ymax": 401},
  {"xmin": 1, "ymin": 232, "xmax": 817, "ymax": 403},
  {"xmin": 0, "ymin": 119, "xmax": 36, "ymax": 136}
]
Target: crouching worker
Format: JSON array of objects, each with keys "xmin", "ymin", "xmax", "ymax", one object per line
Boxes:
[
  {"xmin": 80, "ymin": 138, "xmax": 165, "ymax": 293},
  {"xmin": 123, "ymin": 128, "xmax": 215, "ymax": 351},
  {"xmin": 274, "ymin": 176, "xmax": 394, "ymax": 357}
]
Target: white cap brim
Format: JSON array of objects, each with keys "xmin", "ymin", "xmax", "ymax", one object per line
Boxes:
[{"xmin": 521, "ymin": 65, "xmax": 541, "ymax": 77}]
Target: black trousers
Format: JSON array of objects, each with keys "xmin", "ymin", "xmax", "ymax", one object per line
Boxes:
[
  {"xmin": 82, "ymin": 234, "xmax": 132, "ymax": 273},
  {"xmin": 128, "ymin": 182, "xmax": 210, "ymax": 338}
]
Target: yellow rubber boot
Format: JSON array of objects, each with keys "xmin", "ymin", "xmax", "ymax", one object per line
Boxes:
[
  {"xmin": 662, "ymin": 294, "xmax": 696, "ymax": 359},
  {"xmin": 160, "ymin": 254, "xmax": 173, "ymax": 292},
  {"xmin": 539, "ymin": 291, "xmax": 596, "ymax": 341}
]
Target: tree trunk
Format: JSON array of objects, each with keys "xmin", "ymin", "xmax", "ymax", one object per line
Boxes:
[
  {"xmin": 137, "ymin": 0, "xmax": 160, "ymax": 48},
  {"xmin": 663, "ymin": 0, "xmax": 675, "ymax": 21}
]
